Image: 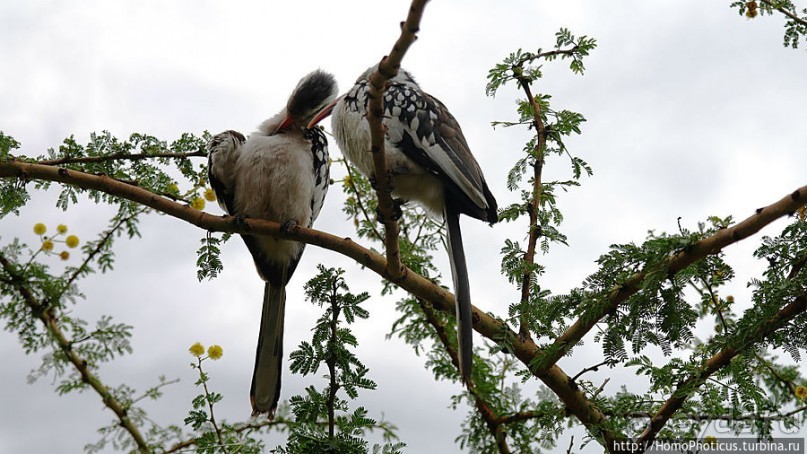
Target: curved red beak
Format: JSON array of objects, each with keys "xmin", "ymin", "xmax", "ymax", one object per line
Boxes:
[
  {"xmin": 273, "ymin": 114, "xmax": 296, "ymax": 134},
  {"xmin": 306, "ymin": 95, "xmax": 343, "ymax": 129}
]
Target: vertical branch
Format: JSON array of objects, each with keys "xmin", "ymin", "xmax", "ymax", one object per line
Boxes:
[
  {"xmin": 326, "ymin": 279, "xmax": 341, "ymax": 439},
  {"xmin": 0, "ymin": 252, "xmax": 150, "ymax": 453},
  {"xmin": 197, "ymin": 359, "xmax": 228, "ymax": 454},
  {"xmin": 365, "ymin": 0, "xmax": 429, "ymax": 280},
  {"xmin": 514, "ymin": 68, "xmax": 547, "ymax": 341}
]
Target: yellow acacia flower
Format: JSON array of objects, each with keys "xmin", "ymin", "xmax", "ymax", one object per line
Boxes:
[
  {"xmin": 204, "ymin": 188, "xmax": 217, "ymax": 202},
  {"xmin": 41, "ymin": 240, "xmax": 54, "ymax": 252},
  {"xmin": 189, "ymin": 342, "xmax": 205, "ymax": 357},
  {"xmin": 796, "ymin": 386, "xmax": 807, "ymax": 400},
  {"xmin": 59, "ymin": 251, "xmax": 70, "ymax": 261},
  {"xmin": 745, "ymin": 1, "xmax": 758, "ymax": 18},
  {"xmin": 207, "ymin": 345, "xmax": 224, "ymax": 360},
  {"xmin": 703, "ymin": 436, "xmax": 718, "ymax": 447},
  {"xmin": 57, "ymin": 224, "xmax": 68, "ymax": 234},
  {"xmin": 65, "ymin": 235, "xmax": 80, "ymax": 249},
  {"xmin": 191, "ymin": 197, "xmax": 206, "ymax": 210},
  {"xmin": 726, "ymin": 295, "xmax": 735, "ymax": 304},
  {"xmin": 343, "ymin": 175, "xmax": 353, "ymax": 186},
  {"xmin": 33, "ymin": 223, "xmax": 47, "ymax": 235},
  {"xmin": 168, "ymin": 183, "xmax": 180, "ymax": 194}
]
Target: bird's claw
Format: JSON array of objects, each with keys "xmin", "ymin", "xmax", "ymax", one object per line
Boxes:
[
  {"xmin": 280, "ymin": 219, "xmax": 299, "ymax": 234},
  {"xmin": 375, "ymin": 199, "xmax": 405, "ymax": 223},
  {"xmin": 369, "ymin": 167, "xmax": 406, "ymax": 193},
  {"xmin": 233, "ymin": 214, "xmax": 249, "ymax": 230},
  {"xmin": 391, "ymin": 198, "xmax": 405, "ymax": 221}
]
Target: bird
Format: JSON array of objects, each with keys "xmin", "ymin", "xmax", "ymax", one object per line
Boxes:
[
  {"xmin": 207, "ymin": 69, "xmax": 337, "ymax": 417},
  {"xmin": 308, "ymin": 65, "xmax": 497, "ymax": 382}
]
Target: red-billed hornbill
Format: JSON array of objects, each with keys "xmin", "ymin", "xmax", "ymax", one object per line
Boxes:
[
  {"xmin": 207, "ymin": 69, "xmax": 337, "ymax": 417},
  {"xmin": 309, "ymin": 65, "xmax": 498, "ymax": 382}
]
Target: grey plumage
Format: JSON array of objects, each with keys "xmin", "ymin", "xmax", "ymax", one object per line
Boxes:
[
  {"xmin": 310, "ymin": 65, "xmax": 497, "ymax": 381},
  {"xmin": 206, "ymin": 69, "xmax": 338, "ymax": 417}
]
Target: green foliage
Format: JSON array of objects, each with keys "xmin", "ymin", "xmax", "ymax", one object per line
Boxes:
[
  {"xmin": 197, "ymin": 231, "xmax": 231, "ymax": 281},
  {"xmin": 282, "ymin": 265, "xmax": 403, "ymax": 453},
  {"xmin": 180, "ymin": 354, "xmax": 266, "ymax": 454},
  {"xmin": 486, "ymin": 28, "xmax": 597, "ymax": 97},
  {"xmin": 339, "ymin": 163, "xmax": 443, "ymax": 283},
  {"xmin": 730, "ymin": 0, "xmax": 807, "ymax": 48},
  {"xmin": 1, "ymin": 11, "xmax": 806, "ymax": 454},
  {"xmin": 0, "ymin": 132, "xmax": 30, "ymax": 217}
]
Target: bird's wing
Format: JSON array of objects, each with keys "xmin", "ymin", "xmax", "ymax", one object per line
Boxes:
[
  {"xmin": 304, "ymin": 127, "xmax": 330, "ymax": 226},
  {"xmin": 207, "ymin": 130, "xmax": 246, "ymax": 215},
  {"xmin": 382, "ymin": 83, "xmax": 495, "ymax": 220}
]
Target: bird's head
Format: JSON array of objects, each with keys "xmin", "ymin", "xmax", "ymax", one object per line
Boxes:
[
  {"xmin": 272, "ymin": 69, "xmax": 338, "ymax": 134},
  {"xmin": 307, "ymin": 64, "xmax": 419, "ymax": 129}
]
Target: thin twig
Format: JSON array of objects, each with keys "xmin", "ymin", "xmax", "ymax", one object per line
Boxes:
[
  {"xmin": 196, "ymin": 357, "xmax": 228, "ymax": 454},
  {"xmin": 164, "ymin": 419, "xmax": 279, "ymax": 453},
  {"xmin": 539, "ymin": 187, "xmax": 807, "ymax": 375},
  {"xmin": 608, "ymin": 406, "xmax": 807, "ymax": 422},
  {"xmin": 342, "ymin": 160, "xmax": 383, "ymax": 242},
  {"xmin": 420, "ymin": 301, "xmax": 510, "ymax": 453},
  {"xmin": 63, "ymin": 208, "xmax": 147, "ymax": 292},
  {"xmin": 635, "ymin": 292, "xmax": 807, "ymax": 448},
  {"xmin": 759, "ymin": 0, "xmax": 807, "ymax": 26},
  {"xmin": 0, "ymin": 252, "xmax": 150, "ymax": 453},
  {"xmin": 38, "ymin": 150, "xmax": 206, "ymax": 166}
]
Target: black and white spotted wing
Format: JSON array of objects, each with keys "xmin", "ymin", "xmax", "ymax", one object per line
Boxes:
[{"xmin": 207, "ymin": 130, "xmax": 246, "ymax": 215}]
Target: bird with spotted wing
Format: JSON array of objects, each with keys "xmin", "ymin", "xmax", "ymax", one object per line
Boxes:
[{"xmin": 309, "ymin": 65, "xmax": 497, "ymax": 383}]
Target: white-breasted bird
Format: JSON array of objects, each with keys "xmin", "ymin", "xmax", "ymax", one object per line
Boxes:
[
  {"xmin": 207, "ymin": 69, "xmax": 337, "ymax": 417},
  {"xmin": 308, "ymin": 65, "xmax": 498, "ymax": 382}
]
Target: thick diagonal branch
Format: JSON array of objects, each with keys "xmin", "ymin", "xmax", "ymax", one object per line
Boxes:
[
  {"xmin": 365, "ymin": 0, "xmax": 429, "ymax": 280},
  {"xmin": 634, "ymin": 292, "xmax": 807, "ymax": 449},
  {"xmin": 536, "ymin": 188, "xmax": 807, "ymax": 374},
  {"xmin": 0, "ymin": 252, "xmax": 150, "ymax": 453},
  {"xmin": 4, "ymin": 161, "xmax": 805, "ymax": 448}
]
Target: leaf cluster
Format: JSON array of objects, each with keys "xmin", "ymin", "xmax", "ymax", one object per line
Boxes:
[
  {"xmin": 730, "ymin": 0, "xmax": 807, "ymax": 48},
  {"xmin": 282, "ymin": 265, "xmax": 403, "ymax": 453}
]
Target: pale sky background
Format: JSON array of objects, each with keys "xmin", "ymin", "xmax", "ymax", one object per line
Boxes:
[{"xmin": 1, "ymin": 1, "xmax": 806, "ymax": 453}]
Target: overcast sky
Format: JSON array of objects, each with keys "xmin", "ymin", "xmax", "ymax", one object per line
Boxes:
[{"xmin": 1, "ymin": 1, "xmax": 806, "ymax": 453}]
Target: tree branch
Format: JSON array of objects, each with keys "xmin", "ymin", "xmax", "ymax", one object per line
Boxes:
[
  {"xmin": 365, "ymin": 0, "xmax": 429, "ymax": 281},
  {"xmin": 514, "ymin": 69, "xmax": 547, "ymax": 341},
  {"xmin": 163, "ymin": 419, "xmax": 278, "ymax": 453},
  {"xmin": 759, "ymin": 0, "xmax": 807, "ymax": 27},
  {"xmin": 37, "ymin": 150, "xmax": 206, "ymax": 166},
  {"xmin": 4, "ymin": 160, "xmax": 805, "ymax": 449},
  {"xmin": 420, "ymin": 301, "xmax": 510, "ymax": 453},
  {"xmin": 0, "ymin": 251, "xmax": 150, "ymax": 453},
  {"xmin": 634, "ymin": 291, "xmax": 807, "ymax": 448},
  {"xmin": 607, "ymin": 405, "xmax": 807, "ymax": 423},
  {"xmin": 538, "ymin": 187, "xmax": 807, "ymax": 373}
]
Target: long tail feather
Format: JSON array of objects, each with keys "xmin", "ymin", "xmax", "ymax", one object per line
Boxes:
[
  {"xmin": 444, "ymin": 202, "xmax": 473, "ymax": 382},
  {"xmin": 250, "ymin": 279, "xmax": 287, "ymax": 418}
]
